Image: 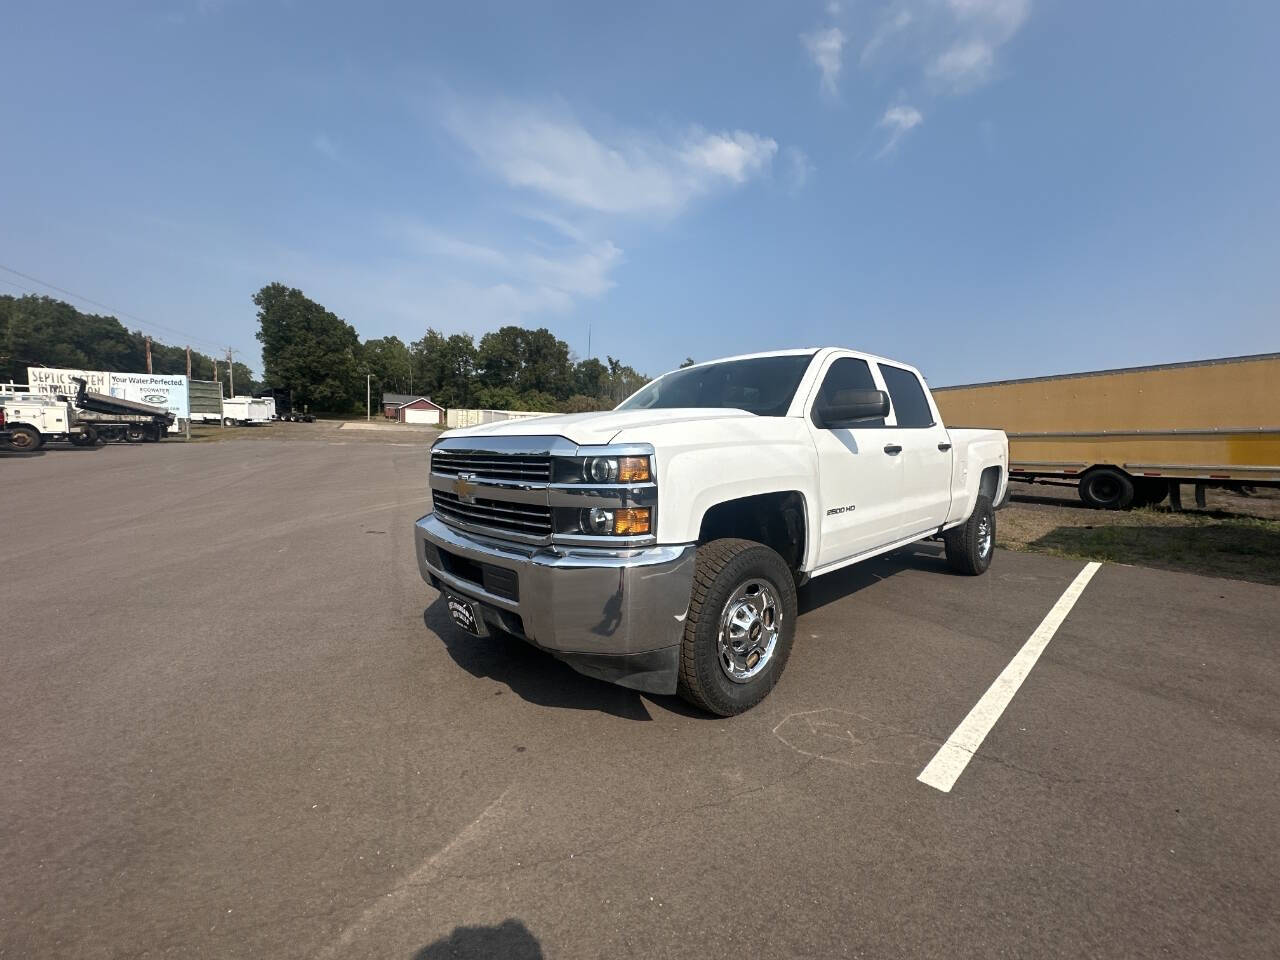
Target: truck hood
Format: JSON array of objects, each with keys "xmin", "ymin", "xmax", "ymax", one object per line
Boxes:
[{"xmin": 439, "ymin": 407, "xmax": 756, "ymax": 446}]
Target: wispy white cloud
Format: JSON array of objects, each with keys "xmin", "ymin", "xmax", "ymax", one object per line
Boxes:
[
  {"xmin": 801, "ymin": 26, "xmax": 848, "ymax": 97},
  {"xmin": 877, "ymin": 104, "xmax": 923, "ymax": 155},
  {"xmin": 929, "ymin": 0, "xmax": 1030, "ymax": 91},
  {"xmin": 861, "ymin": 9, "xmax": 913, "ymax": 64},
  {"xmin": 440, "ymin": 99, "xmax": 777, "ymax": 217},
  {"xmin": 854, "ymin": 0, "xmax": 1030, "ymax": 92},
  {"xmin": 398, "ymin": 222, "xmax": 622, "ymax": 299},
  {"xmin": 927, "ymin": 40, "xmax": 994, "ymax": 88},
  {"xmin": 782, "ymin": 146, "xmax": 815, "ymax": 193},
  {"xmin": 312, "ymin": 133, "xmax": 339, "ymax": 160}
]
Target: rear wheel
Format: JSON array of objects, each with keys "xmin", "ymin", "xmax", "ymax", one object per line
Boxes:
[
  {"xmin": 125, "ymin": 425, "xmax": 145, "ymax": 442},
  {"xmin": 677, "ymin": 539, "xmax": 798, "ymax": 717},
  {"xmin": 70, "ymin": 428, "xmax": 98, "ymax": 447},
  {"xmin": 944, "ymin": 495, "xmax": 995, "ymax": 575},
  {"xmin": 1079, "ymin": 468, "xmax": 1134, "ymax": 510},
  {"xmin": 6, "ymin": 425, "xmax": 43, "ymax": 451}
]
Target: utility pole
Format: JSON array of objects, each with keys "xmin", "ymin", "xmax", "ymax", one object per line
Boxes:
[
  {"xmin": 226, "ymin": 349, "xmax": 235, "ymax": 397},
  {"xmin": 185, "ymin": 346, "xmax": 192, "ymax": 378},
  {"xmin": 587, "ymin": 321, "xmax": 592, "ymax": 359},
  {"xmin": 144, "ymin": 336, "xmax": 153, "ymax": 374},
  {"xmin": 367, "ymin": 374, "xmax": 372, "ymax": 421}
]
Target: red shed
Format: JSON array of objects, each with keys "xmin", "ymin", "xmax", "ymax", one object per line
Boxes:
[{"xmin": 381, "ymin": 393, "xmax": 444, "ymax": 425}]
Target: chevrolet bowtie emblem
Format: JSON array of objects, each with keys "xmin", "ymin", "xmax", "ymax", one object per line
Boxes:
[{"xmin": 452, "ymin": 472, "xmax": 478, "ymax": 504}]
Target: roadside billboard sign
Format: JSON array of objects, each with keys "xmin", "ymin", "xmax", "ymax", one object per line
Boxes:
[
  {"xmin": 108, "ymin": 373, "xmax": 190, "ymax": 421},
  {"xmin": 26, "ymin": 367, "xmax": 110, "ymax": 396}
]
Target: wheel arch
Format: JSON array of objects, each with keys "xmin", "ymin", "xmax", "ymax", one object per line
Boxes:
[{"xmin": 695, "ymin": 490, "xmax": 810, "ymax": 576}]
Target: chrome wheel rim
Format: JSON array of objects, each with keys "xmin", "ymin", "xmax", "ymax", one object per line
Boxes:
[
  {"xmin": 977, "ymin": 514, "xmax": 993, "ymax": 559},
  {"xmin": 717, "ymin": 578, "xmax": 781, "ymax": 683}
]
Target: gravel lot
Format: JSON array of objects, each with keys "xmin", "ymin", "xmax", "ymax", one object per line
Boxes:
[{"xmin": 3, "ymin": 438, "xmax": 1278, "ymax": 959}]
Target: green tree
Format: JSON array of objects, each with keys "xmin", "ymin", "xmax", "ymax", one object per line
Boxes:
[
  {"xmin": 410, "ymin": 328, "xmax": 477, "ymax": 408},
  {"xmin": 573, "ymin": 357, "xmax": 608, "ymax": 397},
  {"xmin": 475, "ymin": 326, "xmax": 573, "ymax": 398},
  {"xmin": 363, "ymin": 335, "xmax": 414, "ymax": 395},
  {"xmin": 254, "ymin": 283, "xmax": 362, "ymax": 412}
]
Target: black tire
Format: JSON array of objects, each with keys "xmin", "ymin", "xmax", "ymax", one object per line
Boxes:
[
  {"xmin": 222, "ymin": 417, "xmax": 234, "ymax": 427},
  {"xmin": 944, "ymin": 495, "xmax": 995, "ymax": 575},
  {"xmin": 70, "ymin": 429, "xmax": 97, "ymax": 447},
  {"xmin": 677, "ymin": 538, "xmax": 798, "ymax": 717},
  {"xmin": 124, "ymin": 425, "xmax": 145, "ymax": 443},
  {"xmin": 1078, "ymin": 468, "xmax": 1134, "ymax": 510},
  {"xmin": 6, "ymin": 425, "xmax": 43, "ymax": 451}
]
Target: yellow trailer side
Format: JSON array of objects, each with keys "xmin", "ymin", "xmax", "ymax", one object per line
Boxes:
[{"xmin": 933, "ymin": 353, "xmax": 1280, "ymax": 508}]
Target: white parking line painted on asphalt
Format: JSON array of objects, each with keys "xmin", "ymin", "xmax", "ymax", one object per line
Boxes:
[{"xmin": 918, "ymin": 561, "xmax": 1102, "ymax": 793}]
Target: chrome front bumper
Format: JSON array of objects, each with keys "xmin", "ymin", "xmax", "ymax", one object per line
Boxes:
[{"xmin": 415, "ymin": 513, "xmax": 696, "ymax": 694}]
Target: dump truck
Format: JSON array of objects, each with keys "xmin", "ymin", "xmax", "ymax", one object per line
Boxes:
[
  {"xmin": 72, "ymin": 377, "xmax": 175, "ymax": 443},
  {"xmin": 932, "ymin": 353, "xmax": 1280, "ymax": 509}
]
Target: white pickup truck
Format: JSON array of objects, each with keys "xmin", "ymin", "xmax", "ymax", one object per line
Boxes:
[{"xmin": 415, "ymin": 348, "xmax": 1009, "ymax": 715}]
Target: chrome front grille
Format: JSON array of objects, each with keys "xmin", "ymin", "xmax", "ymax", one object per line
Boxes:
[
  {"xmin": 432, "ymin": 490, "xmax": 553, "ymax": 538},
  {"xmin": 430, "ymin": 451, "xmax": 552, "ymax": 482}
]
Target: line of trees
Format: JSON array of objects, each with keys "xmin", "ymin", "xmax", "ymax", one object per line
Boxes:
[
  {"xmin": 0, "ymin": 294, "xmax": 257, "ymax": 397},
  {"xmin": 0, "ymin": 286, "xmax": 654, "ymax": 416},
  {"xmin": 254, "ymin": 283, "xmax": 650, "ymax": 414}
]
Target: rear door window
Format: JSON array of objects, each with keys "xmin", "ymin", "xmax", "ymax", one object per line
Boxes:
[{"xmin": 878, "ymin": 365, "xmax": 934, "ymax": 428}]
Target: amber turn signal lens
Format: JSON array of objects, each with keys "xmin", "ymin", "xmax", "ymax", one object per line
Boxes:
[
  {"xmin": 613, "ymin": 507, "xmax": 651, "ymax": 535},
  {"xmin": 617, "ymin": 456, "xmax": 651, "ymax": 483}
]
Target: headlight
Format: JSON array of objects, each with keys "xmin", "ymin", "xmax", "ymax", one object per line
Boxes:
[
  {"xmin": 581, "ymin": 507, "xmax": 614, "ymax": 534},
  {"xmin": 580, "ymin": 456, "xmax": 650, "ymax": 484},
  {"xmin": 583, "ymin": 457, "xmax": 617, "ymax": 483},
  {"xmin": 577, "ymin": 506, "xmax": 651, "ymax": 536}
]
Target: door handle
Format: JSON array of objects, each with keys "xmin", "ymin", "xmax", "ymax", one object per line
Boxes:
[
  {"xmin": 883, "ymin": 444, "xmax": 902, "ymax": 455},
  {"xmin": 938, "ymin": 442, "xmax": 952, "ymax": 451}
]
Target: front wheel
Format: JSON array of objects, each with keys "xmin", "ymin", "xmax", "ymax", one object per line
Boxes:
[
  {"xmin": 6, "ymin": 425, "xmax": 43, "ymax": 451},
  {"xmin": 944, "ymin": 495, "xmax": 995, "ymax": 575},
  {"xmin": 677, "ymin": 539, "xmax": 798, "ymax": 717}
]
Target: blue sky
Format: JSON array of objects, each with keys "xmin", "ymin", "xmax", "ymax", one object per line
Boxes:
[{"xmin": 2, "ymin": 0, "xmax": 1277, "ymax": 385}]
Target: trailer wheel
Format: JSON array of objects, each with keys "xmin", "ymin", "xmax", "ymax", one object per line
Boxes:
[
  {"xmin": 6, "ymin": 425, "xmax": 43, "ymax": 451},
  {"xmin": 222, "ymin": 417, "xmax": 234, "ymax": 427},
  {"xmin": 1079, "ymin": 468, "xmax": 1134, "ymax": 510},
  {"xmin": 125, "ymin": 425, "xmax": 145, "ymax": 442},
  {"xmin": 70, "ymin": 428, "xmax": 98, "ymax": 447}
]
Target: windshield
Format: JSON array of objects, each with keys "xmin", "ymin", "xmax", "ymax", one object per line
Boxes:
[{"xmin": 617, "ymin": 353, "xmax": 815, "ymax": 417}]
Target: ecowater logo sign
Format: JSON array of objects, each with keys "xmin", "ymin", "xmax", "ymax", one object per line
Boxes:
[{"xmin": 109, "ymin": 374, "xmax": 191, "ymax": 422}]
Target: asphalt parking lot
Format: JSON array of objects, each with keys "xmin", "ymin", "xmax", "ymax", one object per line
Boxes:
[{"xmin": 3, "ymin": 438, "xmax": 1278, "ymax": 959}]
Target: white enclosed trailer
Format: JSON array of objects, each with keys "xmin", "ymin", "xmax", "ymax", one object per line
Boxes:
[{"xmin": 220, "ymin": 396, "xmax": 272, "ymax": 426}]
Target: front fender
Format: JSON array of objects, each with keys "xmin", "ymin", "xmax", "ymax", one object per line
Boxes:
[{"xmin": 643, "ymin": 422, "xmax": 820, "ymax": 557}]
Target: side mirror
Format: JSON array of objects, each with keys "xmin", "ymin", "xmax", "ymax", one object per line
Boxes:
[{"xmin": 814, "ymin": 389, "xmax": 890, "ymax": 429}]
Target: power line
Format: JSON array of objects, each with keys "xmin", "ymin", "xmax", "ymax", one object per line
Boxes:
[{"xmin": 0, "ymin": 263, "xmax": 235, "ymax": 354}]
